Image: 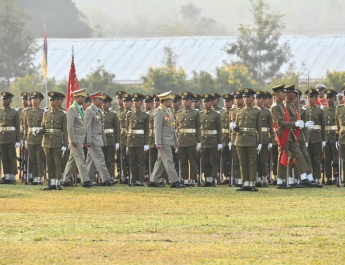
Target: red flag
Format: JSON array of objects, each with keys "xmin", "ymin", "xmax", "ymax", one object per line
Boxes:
[{"xmin": 66, "ymin": 56, "xmax": 79, "ymax": 109}]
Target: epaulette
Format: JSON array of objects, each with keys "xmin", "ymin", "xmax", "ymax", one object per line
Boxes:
[
  {"xmin": 70, "ymin": 104, "xmax": 76, "ymax": 109},
  {"xmin": 337, "ymin": 104, "xmax": 344, "ymax": 108}
]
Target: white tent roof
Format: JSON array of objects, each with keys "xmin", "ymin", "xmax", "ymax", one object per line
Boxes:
[{"xmin": 34, "ymin": 36, "xmax": 345, "ymax": 84}]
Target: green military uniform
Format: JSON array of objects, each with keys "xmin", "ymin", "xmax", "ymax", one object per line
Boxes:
[
  {"xmin": 23, "ymin": 92, "xmax": 45, "ymax": 185},
  {"xmin": 176, "ymin": 91, "xmax": 201, "ymax": 186},
  {"xmin": 200, "ymin": 94, "xmax": 222, "ymax": 186},
  {"xmin": 233, "ymin": 89, "xmax": 262, "ymax": 190},
  {"xmin": 211, "ymin": 93, "xmax": 223, "ymax": 112},
  {"xmin": 103, "ymin": 96, "xmax": 119, "ymax": 179},
  {"xmin": 41, "ymin": 92, "xmax": 68, "ymax": 189},
  {"xmin": 323, "ymin": 89, "xmax": 338, "ymax": 184},
  {"xmin": 305, "ymin": 89, "xmax": 325, "ymax": 182},
  {"xmin": 0, "ymin": 92, "xmax": 20, "ymax": 184},
  {"xmin": 335, "ymin": 88, "xmax": 345, "ymax": 185}
]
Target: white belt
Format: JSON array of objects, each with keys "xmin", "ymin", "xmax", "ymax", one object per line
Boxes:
[
  {"xmin": 149, "ymin": 129, "xmax": 154, "ymax": 134},
  {"xmin": 104, "ymin": 129, "xmax": 114, "ymax": 134},
  {"xmin": 46, "ymin": 129, "xmax": 61, "ymax": 134},
  {"xmin": 262, "ymin": 127, "xmax": 268, "ymax": 132},
  {"xmin": 0, "ymin": 126, "xmax": 15, "ymax": 132},
  {"xmin": 222, "ymin": 129, "xmax": 229, "ymax": 133},
  {"xmin": 325, "ymin": 126, "xmax": 337, "ymax": 131},
  {"xmin": 180, "ymin": 128, "xmax": 196, "ymax": 133},
  {"xmin": 128, "ymin": 129, "xmax": 144, "ymax": 135},
  {"xmin": 28, "ymin": 127, "xmax": 42, "ymax": 133},
  {"xmin": 239, "ymin": 127, "xmax": 256, "ymax": 132},
  {"xmin": 201, "ymin": 130, "xmax": 217, "ymax": 135},
  {"xmin": 310, "ymin": 125, "xmax": 321, "ymax": 130},
  {"xmin": 120, "ymin": 128, "xmax": 126, "ymax": 133}
]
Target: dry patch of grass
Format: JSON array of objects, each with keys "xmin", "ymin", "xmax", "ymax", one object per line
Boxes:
[{"xmin": 0, "ymin": 184, "xmax": 345, "ymax": 264}]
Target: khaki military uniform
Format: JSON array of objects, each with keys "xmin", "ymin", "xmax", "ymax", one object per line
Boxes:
[
  {"xmin": 335, "ymin": 105, "xmax": 345, "ymax": 178},
  {"xmin": 229, "ymin": 107, "xmax": 242, "ymax": 182},
  {"xmin": 41, "ymin": 108, "xmax": 68, "ymax": 181},
  {"xmin": 148, "ymin": 109, "xmax": 157, "ymax": 174},
  {"xmin": 23, "ymin": 107, "xmax": 44, "ymax": 180},
  {"xmin": 234, "ymin": 107, "xmax": 262, "ymax": 183},
  {"xmin": 220, "ymin": 108, "xmax": 231, "ymax": 179},
  {"xmin": 126, "ymin": 110, "xmax": 149, "ymax": 183},
  {"xmin": 103, "ymin": 109, "xmax": 119, "ymax": 178},
  {"xmin": 306, "ymin": 105, "xmax": 325, "ymax": 180},
  {"xmin": 176, "ymin": 108, "xmax": 201, "ymax": 183},
  {"xmin": 118, "ymin": 109, "xmax": 131, "ymax": 179},
  {"xmin": 200, "ymin": 109, "xmax": 222, "ymax": 181}
]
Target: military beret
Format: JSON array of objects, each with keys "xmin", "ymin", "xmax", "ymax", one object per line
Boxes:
[
  {"xmin": 202, "ymin": 93, "xmax": 214, "ymax": 101},
  {"xmin": 21, "ymin": 92, "xmax": 29, "ymax": 99},
  {"xmin": 193, "ymin": 94, "xmax": 201, "ymax": 101},
  {"xmin": 305, "ymin": 88, "xmax": 319, "ymax": 97},
  {"xmin": 116, "ymin": 91, "xmax": 126, "ymax": 99},
  {"xmin": 242, "ymin": 88, "xmax": 255, "ymax": 96},
  {"xmin": 222, "ymin": 94, "xmax": 234, "ymax": 101},
  {"xmin": 122, "ymin": 93, "xmax": 132, "ymax": 101},
  {"xmin": 90, "ymin": 91, "xmax": 106, "ymax": 100},
  {"xmin": 144, "ymin": 95, "xmax": 153, "ymax": 102},
  {"xmin": 181, "ymin": 91, "xmax": 194, "ymax": 100},
  {"xmin": 132, "ymin": 93, "xmax": 145, "ymax": 100},
  {"xmin": 271, "ymin": 84, "xmax": 286, "ymax": 92},
  {"xmin": 1, "ymin": 91, "xmax": 14, "ymax": 99},
  {"xmin": 211, "ymin": 92, "xmax": 221, "ymax": 99},
  {"xmin": 325, "ymin": 89, "xmax": 337, "ymax": 96},
  {"xmin": 316, "ymin": 84, "xmax": 327, "ymax": 91},
  {"xmin": 232, "ymin": 90, "xmax": 243, "ymax": 98},
  {"xmin": 30, "ymin": 91, "xmax": 44, "ymax": 100},
  {"xmin": 103, "ymin": 94, "xmax": 113, "ymax": 102},
  {"xmin": 48, "ymin": 91, "xmax": 61, "ymax": 100}
]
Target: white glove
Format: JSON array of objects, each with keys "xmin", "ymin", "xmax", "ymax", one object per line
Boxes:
[
  {"xmin": 322, "ymin": 141, "xmax": 326, "ymax": 148},
  {"xmin": 115, "ymin": 143, "xmax": 119, "ymax": 151},
  {"xmin": 217, "ymin": 144, "xmax": 223, "ymax": 151},
  {"xmin": 144, "ymin": 145, "xmax": 149, "ymax": 152},
  {"xmin": 295, "ymin": 120, "xmax": 304, "ymax": 128},
  {"xmin": 229, "ymin": 122, "xmax": 237, "ymax": 130},
  {"xmin": 268, "ymin": 143, "xmax": 272, "ymax": 149},
  {"xmin": 68, "ymin": 143, "xmax": 71, "ymax": 150},
  {"xmin": 256, "ymin": 144, "xmax": 262, "ymax": 154},
  {"xmin": 306, "ymin": 142, "xmax": 308, "ymax": 148},
  {"xmin": 305, "ymin": 121, "xmax": 314, "ymax": 129},
  {"xmin": 196, "ymin": 143, "xmax": 201, "ymax": 151},
  {"xmin": 25, "ymin": 141, "xmax": 28, "ymax": 149},
  {"xmin": 336, "ymin": 141, "xmax": 339, "ymax": 150},
  {"xmin": 15, "ymin": 142, "xmax": 20, "ymax": 148},
  {"xmin": 228, "ymin": 142, "xmax": 232, "ymax": 150},
  {"xmin": 33, "ymin": 127, "xmax": 40, "ymax": 136},
  {"xmin": 175, "ymin": 148, "xmax": 178, "ymax": 153},
  {"xmin": 61, "ymin": 146, "xmax": 67, "ymax": 152},
  {"xmin": 126, "ymin": 147, "xmax": 128, "ymax": 154}
]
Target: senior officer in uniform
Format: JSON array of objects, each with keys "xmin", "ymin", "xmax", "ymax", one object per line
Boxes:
[
  {"xmin": 126, "ymin": 93, "xmax": 149, "ymax": 186},
  {"xmin": 149, "ymin": 91, "xmax": 185, "ymax": 188},
  {"xmin": 323, "ymin": 89, "xmax": 338, "ymax": 185},
  {"xmin": 40, "ymin": 92, "xmax": 68, "ymax": 190},
  {"xmin": 102, "ymin": 94, "xmax": 119, "ymax": 179},
  {"xmin": 230, "ymin": 88, "xmax": 262, "ymax": 191},
  {"xmin": 305, "ymin": 88, "xmax": 326, "ymax": 184},
  {"xmin": 176, "ymin": 91, "xmax": 201, "ymax": 187},
  {"xmin": 200, "ymin": 93, "xmax": 222, "ymax": 187},
  {"xmin": 23, "ymin": 91, "xmax": 45, "ymax": 185},
  {"xmin": 63, "ymin": 89, "xmax": 96, "ymax": 188},
  {"xmin": 335, "ymin": 87, "xmax": 345, "ymax": 185},
  {"xmin": 85, "ymin": 92, "xmax": 115, "ymax": 186},
  {"xmin": 0, "ymin": 92, "xmax": 21, "ymax": 184},
  {"xmin": 218, "ymin": 93, "xmax": 233, "ymax": 185}
]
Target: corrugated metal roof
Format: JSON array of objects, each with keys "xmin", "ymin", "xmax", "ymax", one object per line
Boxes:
[{"xmin": 34, "ymin": 36, "xmax": 345, "ymax": 84}]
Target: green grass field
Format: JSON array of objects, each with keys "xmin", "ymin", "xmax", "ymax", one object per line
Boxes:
[{"xmin": 1, "ymin": 183, "xmax": 345, "ymax": 264}]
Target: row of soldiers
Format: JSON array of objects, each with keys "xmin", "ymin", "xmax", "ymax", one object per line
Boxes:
[{"xmin": 0, "ymin": 82, "xmax": 343, "ymax": 191}]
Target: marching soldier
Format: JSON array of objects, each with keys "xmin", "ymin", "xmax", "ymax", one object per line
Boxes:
[
  {"xmin": 148, "ymin": 91, "xmax": 185, "ymax": 188},
  {"xmin": 144, "ymin": 95, "xmax": 153, "ymax": 112},
  {"xmin": 126, "ymin": 93, "xmax": 149, "ymax": 186},
  {"xmin": 23, "ymin": 91, "xmax": 45, "ymax": 185},
  {"xmin": 102, "ymin": 94, "xmax": 119, "ymax": 179},
  {"xmin": 85, "ymin": 92, "xmax": 115, "ymax": 186},
  {"xmin": 211, "ymin": 92, "xmax": 223, "ymax": 112},
  {"xmin": 192, "ymin": 94, "xmax": 202, "ymax": 110},
  {"xmin": 113, "ymin": 91, "xmax": 126, "ymax": 112},
  {"xmin": 0, "ymin": 92, "xmax": 21, "ymax": 184},
  {"xmin": 305, "ymin": 88, "xmax": 326, "ymax": 184},
  {"xmin": 218, "ymin": 93, "xmax": 233, "ymax": 185},
  {"xmin": 117, "ymin": 93, "xmax": 132, "ymax": 183},
  {"xmin": 41, "ymin": 92, "xmax": 68, "ymax": 190},
  {"xmin": 143, "ymin": 95, "xmax": 153, "ymax": 179},
  {"xmin": 254, "ymin": 90, "xmax": 273, "ymax": 187},
  {"xmin": 230, "ymin": 88, "xmax": 262, "ymax": 191},
  {"xmin": 176, "ymin": 91, "xmax": 201, "ymax": 187},
  {"xmin": 323, "ymin": 89, "xmax": 338, "ymax": 185},
  {"xmin": 200, "ymin": 93, "xmax": 222, "ymax": 187}
]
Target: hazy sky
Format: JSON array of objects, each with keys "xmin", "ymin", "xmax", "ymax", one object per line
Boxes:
[{"xmin": 74, "ymin": 0, "xmax": 345, "ymax": 36}]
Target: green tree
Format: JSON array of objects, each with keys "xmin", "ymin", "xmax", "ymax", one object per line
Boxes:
[
  {"xmin": 226, "ymin": 0, "xmax": 291, "ymax": 84},
  {"xmin": 323, "ymin": 69, "xmax": 345, "ymax": 90},
  {"xmin": 0, "ymin": 0, "xmax": 38, "ymax": 88},
  {"xmin": 191, "ymin": 71, "xmax": 215, "ymax": 93}
]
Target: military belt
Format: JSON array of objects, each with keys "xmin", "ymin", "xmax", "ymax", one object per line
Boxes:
[
  {"xmin": 28, "ymin": 127, "xmax": 43, "ymax": 133},
  {"xmin": 201, "ymin": 130, "xmax": 217, "ymax": 135},
  {"xmin": 310, "ymin": 125, "xmax": 321, "ymax": 130},
  {"xmin": 262, "ymin": 127, "xmax": 268, "ymax": 132},
  {"xmin": 180, "ymin": 128, "xmax": 196, "ymax": 133},
  {"xmin": 238, "ymin": 127, "xmax": 256, "ymax": 132},
  {"xmin": 222, "ymin": 129, "xmax": 229, "ymax": 133},
  {"xmin": 104, "ymin": 129, "xmax": 114, "ymax": 134},
  {"xmin": 149, "ymin": 129, "xmax": 154, "ymax": 134},
  {"xmin": 325, "ymin": 126, "xmax": 337, "ymax": 131},
  {"xmin": 341, "ymin": 126, "xmax": 345, "ymax": 131},
  {"xmin": 46, "ymin": 129, "xmax": 62, "ymax": 134},
  {"xmin": 128, "ymin": 129, "xmax": 144, "ymax": 135},
  {"xmin": 0, "ymin": 126, "xmax": 15, "ymax": 132},
  {"xmin": 120, "ymin": 128, "xmax": 127, "ymax": 133}
]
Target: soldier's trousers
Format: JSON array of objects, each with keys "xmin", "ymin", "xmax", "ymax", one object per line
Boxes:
[
  {"xmin": 178, "ymin": 146, "xmax": 197, "ymax": 181},
  {"xmin": 236, "ymin": 146, "xmax": 257, "ymax": 182},
  {"xmin": 232, "ymin": 145, "xmax": 241, "ymax": 179},
  {"xmin": 44, "ymin": 147, "xmax": 62, "ymax": 180},
  {"xmin": 0, "ymin": 144, "xmax": 17, "ymax": 175},
  {"xmin": 120, "ymin": 144, "xmax": 129, "ymax": 177},
  {"xmin": 324, "ymin": 142, "xmax": 337, "ymax": 179},
  {"xmin": 62, "ymin": 149, "xmax": 69, "ymax": 171},
  {"xmin": 278, "ymin": 141, "xmax": 309, "ymax": 180},
  {"xmin": 271, "ymin": 144, "xmax": 278, "ymax": 176},
  {"xmin": 339, "ymin": 144, "xmax": 345, "ymax": 179},
  {"xmin": 201, "ymin": 147, "xmax": 218, "ymax": 179},
  {"xmin": 27, "ymin": 144, "xmax": 44, "ymax": 178},
  {"xmin": 292, "ymin": 141, "xmax": 313, "ymax": 178},
  {"xmin": 86, "ymin": 145, "xmax": 111, "ymax": 183},
  {"xmin": 128, "ymin": 146, "xmax": 145, "ymax": 182},
  {"xmin": 222, "ymin": 146, "xmax": 231, "ymax": 178},
  {"xmin": 64, "ymin": 143, "xmax": 90, "ymax": 183},
  {"xmin": 307, "ymin": 142, "xmax": 322, "ymax": 179},
  {"xmin": 149, "ymin": 147, "xmax": 158, "ymax": 173},
  {"xmin": 103, "ymin": 145, "xmax": 116, "ymax": 178},
  {"xmin": 151, "ymin": 144, "xmax": 179, "ymax": 183},
  {"xmin": 257, "ymin": 144, "xmax": 269, "ymax": 177}
]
